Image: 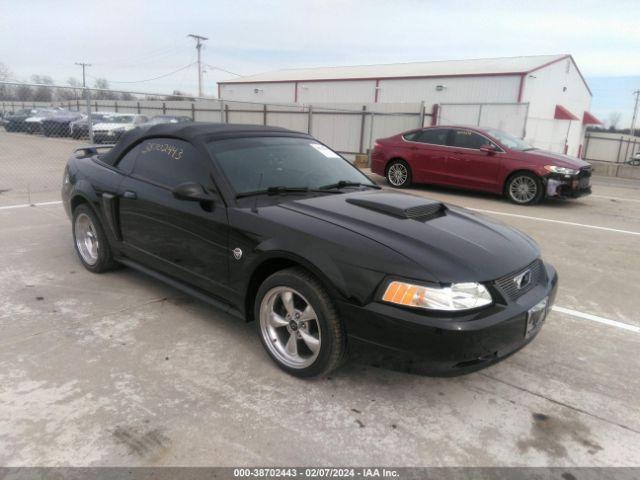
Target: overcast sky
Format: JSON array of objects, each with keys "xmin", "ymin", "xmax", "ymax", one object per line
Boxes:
[{"xmin": 1, "ymin": 0, "xmax": 639, "ymax": 124}]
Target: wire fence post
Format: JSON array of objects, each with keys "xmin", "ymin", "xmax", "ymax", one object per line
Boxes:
[
  {"xmin": 85, "ymin": 86, "xmax": 93, "ymax": 144},
  {"xmin": 616, "ymin": 136, "xmax": 623, "ymax": 163},
  {"xmin": 419, "ymin": 101, "xmax": 425, "ymax": 127},
  {"xmin": 307, "ymin": 105, "xmax": 313, "ymax": 134},
  {"xmin": 263, "ymin": 104, "xmax": 267, "ymax": 126},
  {"xmin": 358, "ymin": 105, "xmax": 367, "ymax": 154},
  {"xmin": 219, "ymin": 100, "xmax": 224, "ymax": 123},
  {"xmin": 369, "ymin": 112, "xmax": 375, "ymax": 150},
  {"xmin": 583, "ymin": 132, "xmax": 590, "ymax": 160}
]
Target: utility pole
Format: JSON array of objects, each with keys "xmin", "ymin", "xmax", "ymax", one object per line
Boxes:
[
  {"xmin": 75, "ymin": 62, "xmax": 91, "ymax": 87},
  {"xmin": 631, "ymin": 89, "xmax": 640, "ymax": 137},
  {"xmin": 75, "ymin": 62, "xmax": 93, "ymax": 143},
  {"xmin": 188, "ymin": 34, "xmax": 208, "ymax": 97}
]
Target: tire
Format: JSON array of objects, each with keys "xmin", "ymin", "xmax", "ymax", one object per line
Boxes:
[
  {"xmin": 505, "ymin": 172, "xmax": 544, "ymax": 205},
  {"xmin": 386, "ymin": 159, "xmax": 412, "ymax": 188},
  {"xmin": 72, "ymin": 204, "xmax": 118, "ymax": 273},
  {"xmin": 255, "ymin": 267, "xmax": 346, "ymax": 378}
]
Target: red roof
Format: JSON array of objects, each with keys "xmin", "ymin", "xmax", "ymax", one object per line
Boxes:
[
  {"xmin": 554, "ymin": 105, "xmax": 579, "ymax": 121},
  {"xmin": 583, "ymin": 111, "xmax": 603, "ymax": 125}
]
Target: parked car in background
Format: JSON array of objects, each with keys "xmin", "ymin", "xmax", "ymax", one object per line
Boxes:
[
  {"xmin": 372, "ymin": 126, "xmax": 592, "ymax": 205},
  {"xmin": 92, "ymin": 114, "xmax": 149, "ymax": 143},
  {"xmin": 69, "ymin": 112, "xmax": 112, "ymax": 139},
  {"xmin": 4, "ymin": 108, "xmax": 54, "ymax": 132},
  {"xmin": 24, "ymin": 108, "xmax": 64, "ymax": 134},
  {"xmin": 140, "ymin": 115, "xmax": 193, "ymax": 126},
  {"xmin": 42, "ymin": 110, "xmax": 84, "ymax": 137}
]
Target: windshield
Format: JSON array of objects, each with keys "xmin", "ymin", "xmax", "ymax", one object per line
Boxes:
[
  {"xmin": 107, "ymin": 115, "xmax": 135, "ymax": 124},
  {"xmin": 207, "ymin": 136, "xmax": 375, "ymax": 195},
  {"xmin": 485, "ymin": 128, "xmax": 535, "ymax": 151}
]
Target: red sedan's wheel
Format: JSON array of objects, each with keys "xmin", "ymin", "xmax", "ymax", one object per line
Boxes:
[
  {"xmin": 386, "ymin": 160, "xmax": 412, "ymax": 188},
  {"xmin": 506, "ymin": 172, "xmax": 543, "ymax": 205}
]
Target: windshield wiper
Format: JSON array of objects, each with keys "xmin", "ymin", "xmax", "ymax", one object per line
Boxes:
[
  {"xmin": 236, "ymin": 186, "xmax": 310, "ymax": 199},
  {"xmin": 319, "ymin": 180, "xmax": 381, "ymax": 190}
]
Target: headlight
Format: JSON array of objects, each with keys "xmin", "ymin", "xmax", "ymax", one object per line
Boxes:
[
  {"xmin": 382, "ymin": 280, "xmax": 492, "ymax": 311},
  {"xmin": 544, "ymin": 165, "xmax": 579, "ymax": 175}
]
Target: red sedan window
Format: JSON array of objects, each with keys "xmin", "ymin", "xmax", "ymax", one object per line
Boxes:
[{"xmin": 452, "ymin": 130, "xmax": 495, "ymax": 150}]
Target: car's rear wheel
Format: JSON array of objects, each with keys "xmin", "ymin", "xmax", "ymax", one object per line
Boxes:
[
  {"xmin": 72, "ymin": 204, "xmax": 118, "ymax": 273},
  {"xmin": 255, "ymin": 267, "xmax": 346, "ymax": 378},
  {"xmin": 386, "ymin": 159, "xmax": 412, "ymax": 188},
  {"xmin": 506, "ymin": 172, "xmax": 543, "ymax": 205}
]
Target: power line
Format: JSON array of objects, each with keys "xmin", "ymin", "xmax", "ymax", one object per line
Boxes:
[
  {"xmin": 87, "ymin": 63, "xmax": 196, "ymax": 84},
  {"xmin": 92, "ymin": 44, "xmax": 187, "ymax": 67},
  {"xmin": 204, "ymin": 64, "xmax": 242, "ymax": 77}
]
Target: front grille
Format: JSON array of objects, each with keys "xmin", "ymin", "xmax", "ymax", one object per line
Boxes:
[
  {"xmin": 493, "ymin": 259, "xmax": 545, "ymax": 302},
  {"xmin": 579, "ymin": 166, "xmax": 592, "ymax": 178}
]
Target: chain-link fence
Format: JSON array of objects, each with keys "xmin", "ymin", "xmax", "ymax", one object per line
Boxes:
[{"xmin": 0, "ymin": 81, "xmax": 430, "ymax": 206}]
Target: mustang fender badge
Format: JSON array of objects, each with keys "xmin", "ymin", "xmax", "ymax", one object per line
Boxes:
[{"xmin": 232, "ymin": 248, "xmax": 243, "ymax": 260}]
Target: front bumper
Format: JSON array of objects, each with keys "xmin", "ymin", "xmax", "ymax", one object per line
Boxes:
[
  {"xmin": 339, "ymin": 262, "xmax": 558, "ymax": 374},
  {"xmin": 545, "ymin": 167, "xmax": 592, "ymax": 199},
  {"xmin": 93, "ymin": 131, "xmax": 124, "ymax": 144}
]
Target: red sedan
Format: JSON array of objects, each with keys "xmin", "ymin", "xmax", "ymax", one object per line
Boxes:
[{"xmin": 371, "ymin": 126, "xmax": 592, "ymax": 205}]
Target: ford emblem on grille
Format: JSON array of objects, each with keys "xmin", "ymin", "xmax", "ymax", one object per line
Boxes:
[{"xmin": 513, "ymin": 269, "xmax": 532, "ymax": 289}]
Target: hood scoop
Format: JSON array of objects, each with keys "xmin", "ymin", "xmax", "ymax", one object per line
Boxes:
[{"xmin": 346, "ymin": 193, "xmax": 445, "ymax": 221}]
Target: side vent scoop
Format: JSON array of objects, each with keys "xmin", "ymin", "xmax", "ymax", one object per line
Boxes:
[{"xmin": 346, "ymin": 193, "xmax": 445, "ymax": 221}]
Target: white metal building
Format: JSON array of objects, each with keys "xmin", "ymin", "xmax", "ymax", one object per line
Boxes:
[{"xmin": 218, "ymin": 54, "xmax": 601, "ymax": 156}]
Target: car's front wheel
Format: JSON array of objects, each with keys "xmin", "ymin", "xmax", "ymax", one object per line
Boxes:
[
  {"xmin": 386, "ymin": 159, "xmax": 412, "ymax": 188},
  {"xmin": 506, "ymin": 172, "xmax": 543, "ymax": 205},
  {"xmin": 255, "ymin": 267, "xmax": 346, "ymax": 378},
  {"xmin": 72, "ymin": 204, "xmax": 118, "ymax": 273}
]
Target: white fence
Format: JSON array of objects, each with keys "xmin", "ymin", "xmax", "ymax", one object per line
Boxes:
[
  {"xmin": 0, "ymin": 97, "xmax": 425, "ymax": 157},
  {"xmin": 435, "ymin": 102, "xmax": 529, "ymax": 138},
  {"xmin": 583, "ymin": 132, "xmax": 640, "ymax": 163}
]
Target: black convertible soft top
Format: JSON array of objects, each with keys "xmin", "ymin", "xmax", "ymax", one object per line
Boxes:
[{"xmin": 100, "ymin": 122, "xmax": 304, "ymax": 166}]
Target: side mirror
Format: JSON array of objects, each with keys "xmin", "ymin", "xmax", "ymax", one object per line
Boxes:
[
  {"xmin": 480, "ymin": 145, "xmax": 497, "ymax": 155},
  {"xmin": 172, "ymin": 182, "xmax": 214, "ymax": 202}
]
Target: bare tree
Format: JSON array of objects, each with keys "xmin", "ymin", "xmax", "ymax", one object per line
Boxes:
[
  {"xmin": 165, "ymin": 90, "xmax": 194, "ymax": 101},
  {"xmin": 57, "ymin": 77, "xmax": 82, "ymax": 101},
  {"xmin": 608, "ymin": 112, "xmax": 622, "ymax": 131},
  {"xmin": 14, "ymin": 84, "xmax": 33, "ymax": 102},
  {"xmin": 30, "ymin": 75, "xmax": 54, "ymax": 102},
  {"xmin": 0, "ymin": 62, "xmax": 15, "ymax": 101},
  {"xmin": 93, "ymin": 78, "xmax": 118, "ymax": 100}
]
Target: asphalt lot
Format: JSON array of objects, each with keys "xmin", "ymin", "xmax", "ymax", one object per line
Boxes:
[{"xmin": 0, "ymin": 132, "xmax": 639, "ymax": 467}]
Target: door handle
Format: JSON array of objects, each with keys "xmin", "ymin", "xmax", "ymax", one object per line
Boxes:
[{"xmin": 122, "ymin": 190, "xmax": 137, "ymax": 200}]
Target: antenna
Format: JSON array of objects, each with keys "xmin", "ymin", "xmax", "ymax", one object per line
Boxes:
[{"xmin": 252, "ymin": 172, "xmax": 264, "ymax": 214}]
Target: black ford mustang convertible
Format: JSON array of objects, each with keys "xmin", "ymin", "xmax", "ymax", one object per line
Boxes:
[{"xmin": 62, "ymin": 123, "xmax": 557, "ymax": 377}]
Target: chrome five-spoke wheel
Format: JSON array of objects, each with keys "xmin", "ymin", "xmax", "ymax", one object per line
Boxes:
[
  {"xmin": 259, "ymin": 286, "xmax": 321, "ymax": 369},
  {"xmin": 74, "ymin": 212, "xmax": 99, "ymax": 265}
]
